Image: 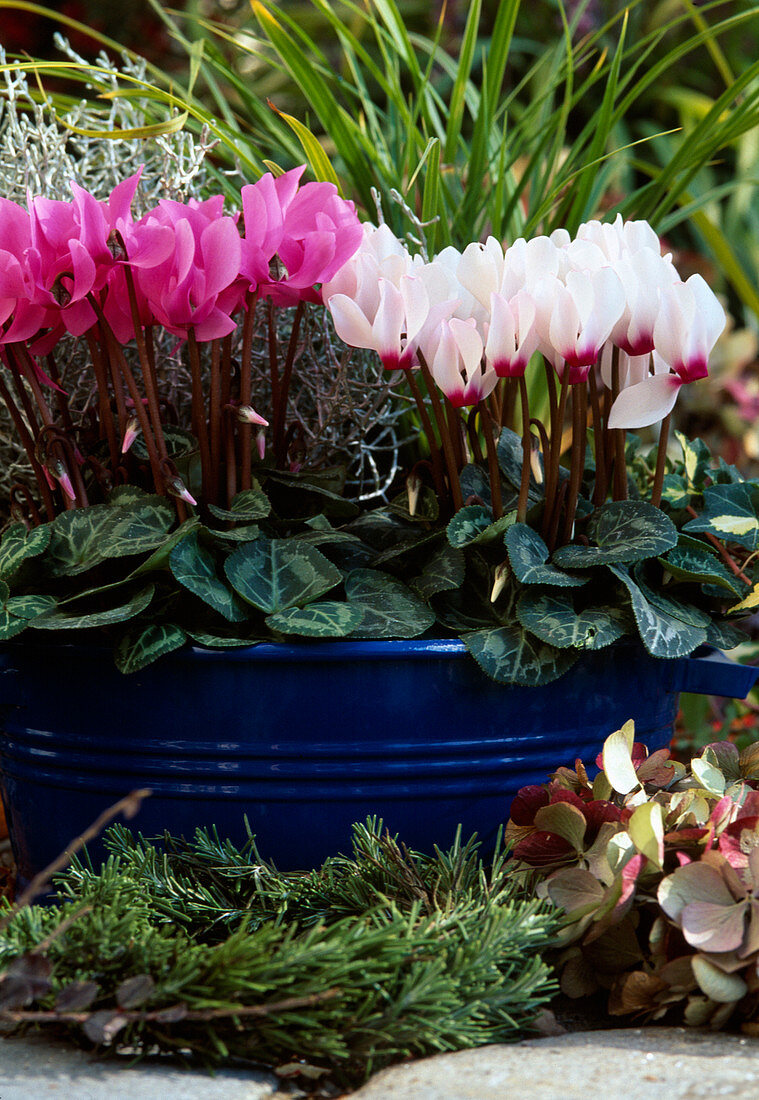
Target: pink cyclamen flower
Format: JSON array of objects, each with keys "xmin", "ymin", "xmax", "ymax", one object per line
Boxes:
[
  {"xmin": 533, "ymin": 267, "xmax": 626, "ymax": 383},
  {"xmin": 428, "ymin": 317, "xmax": 497, "ymax": 408},
  {"xmin": 239, "ymin": 167, "xmax": 363, "ymax": 306},
  {"xmin": 26, "ymin": 172, "xmax": 143, "ymax": 338},
  {"xmin": 484, "ymin": 290, "xmax": 539, "ymax": 378},
  {"xmin": 608, "ymin": 274, "xmax": 725, "ymax": 429},
  {"xmin": 328, "ymin": 274, "xmax": 431, "ymax": 371},
  {"xmin": 130, "ymin": 195, "xmax": 242, "ymax": 341}
]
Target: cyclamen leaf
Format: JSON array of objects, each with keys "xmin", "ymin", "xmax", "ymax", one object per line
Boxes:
[
  {"xmin": 267, "ymin": 601, "xmax": 363, "ymax": 637},
  {"xmin": 497, "ymin": 427, "xmax": 545, "ymax": 498},
  {"xmin": 684, "ymin": 482, "xmax": 759, "ymax": 550},
  {"xmin": 411, "ymin": 541, "xmax": 465, "ymax": 601},
  {"xmin": 5, "ymin": 594, "xmax": 57, "ymax": 620},
  {"xmin": 447, "ymin": 505, "xmax": 515, "ymax": 548},
  {"xmin": 47, "ymin": 500, "xmax": 174, "ymax": 575},
  {"xmin": 609, "ymin": 565, "xmax": 707, "ymax": 658},
  {"xmin": 661, "ymin": 544, "xmax": 744, "ymax": 596},
  {"xmin": 170, "ymin": 532, "xmax": 248, "ymax": 622},
  {"xmin": 463, "ymin": 625, "xmax": 577, "ymax": 686},
  {"xmin": 115, "ymin": 624, "xmax": 187, "ymax": 674},
  {"xmin": 225, "ymin": 539, "xmax": 342, "ymax": 613},
  {"xmin": 505, "ymin": 524, "xmax": 587, "ymax": 588},
  {"xmin": 552, "ymin": 501, "xmax": 678, "ymax": 569},
  {"xmin": 346, "ymin": 570, "xmax": 435, "ymax": 639},
  {"xmin": 31, "ymin": 585, "xmax": 155, "ymax": 630},
  {"xmin": 207, "ymin": 487, "xmax": 271, "ymax": 522},
  {"xmin": 516, "ymin": 590, "xmax": 628, "ymax": 651},
  {"xmin": 0, "ymin": 522, "xmax": 51, "ymax": 580}
]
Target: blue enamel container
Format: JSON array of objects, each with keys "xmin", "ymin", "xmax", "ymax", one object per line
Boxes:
[{"xmin": 0, "ymin": 639, "xmax": 756, "ymax": 882}]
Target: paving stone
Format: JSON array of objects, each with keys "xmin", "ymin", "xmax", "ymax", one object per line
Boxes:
[
  {"xmin": 350, "ymin": 1027, "xmax": 759, "ymax": 1100},
  {"xmin": 0, "ymin": 1032, "xmax": 286, "ymax": 1100}
]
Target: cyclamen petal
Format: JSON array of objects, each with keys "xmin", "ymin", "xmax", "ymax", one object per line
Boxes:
[{"xmin": 607, "ymin": 373, "xmax": 682, "ymax": 429}]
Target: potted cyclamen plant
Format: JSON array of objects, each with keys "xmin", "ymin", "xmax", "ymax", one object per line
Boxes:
[{"xmin": 0, "ymin": 165, "xmax": 756, "ymax": 882}]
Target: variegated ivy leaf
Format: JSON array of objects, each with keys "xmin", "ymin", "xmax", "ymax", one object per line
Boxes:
[
  {"xmin": 505, "ymin": 524, "xmax": 587, "ymax": 588},
  {"xmin": 30, "ymin": 584, "xmax": 155, "ymax": 630},
  {"xmin": 516, "ymin": 589, "xmax": 629, "ymax": 650},
  {"xmin": 115, "ymin": 623, "xmax": 187, "ymax": 674},
  {"xmin": 684, "ymin": 482, "xmax": 759, "ymax": 550},
  {"xmin": 170, "ymin": 531, "xmax": 248, "ymax": 622},
  {"xmin": 345, "ymin": 569, "xmax": 435, "ymax": 639},
  {"xmin": 609, "ymin": 565, "xmax": 707, "ymax": 658},
  {"xmin": 266, "ymin": 601, "xmax": 363, "ymax": 638},
  {"xmin": 463, "ymin": 625, "xmax": 577, "ymax": 686},
  {"xmin": 446, "ymin": 505, "xmax": 515, "ymax": 548},
  {"xmin": 224, "ymin": 539, "xmax": 342, "ymax": 614},
  {"xmin": 0, "ymin": 522, "xmax": 51, "ymax": 580},
  {"xmin": 675, "ymin": 430, "xmax": 711, "ymax": 492},
  {"xmin": 552, "ymin": 501, "xmax": 678, "ymax": 570},
  {"xmin": 46, "ymin": 500, "xmax": 174, "ymax": 576}
]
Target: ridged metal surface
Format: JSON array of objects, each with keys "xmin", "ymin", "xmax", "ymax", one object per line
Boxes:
[{"xmin": 0, "ymin": 640, "xmax": 755, "ymax": 877}]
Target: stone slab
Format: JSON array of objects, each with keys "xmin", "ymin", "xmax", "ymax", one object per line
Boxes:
[
  {"xmin": 350, "ymin": 1027, "xmax": 759, "ymax": 1100},
  {"xmin": 0, "ymin": 1032, "xmax": 286, "ymax": 1100}
]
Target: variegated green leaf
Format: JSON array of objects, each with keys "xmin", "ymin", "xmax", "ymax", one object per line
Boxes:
[
  {"xmin": 225, "ymin": 539, "xmax": 342, "ymax": 613},
  {"xmin": 346, "ymin": 569, "xmax": 435, "ymax": 639},
  {"xmin": 0, "ymin": 522, "xmax": 51, "ymax": 580},
  {"xmin": 661, "ymin": 544, "xmax": 744, "ymax": 596},
  {"xmin": 609, "ymin": 565, "xmax": 707, "ymax": 658},
  {"xmin": 684, "ymin": 482, "xmax": 759, "ymax": 550},
  {"xmin": 516, "ymin": 590, "xmax": 629, "ymax": 650},
  {"xmin": 463, "ymin": 625, "xmax": 577, "ymax": 686},
  {"xmin": 411, "ymin": 540, "xmax": 466, "ymax": 601},
  {"xmin": 31, "ymin": 585, "xmax": 155, "ymax": 630},
  {"xmin": 170, "ymin": 531, "xmax": 248, "ymax": 622},
  {"xmin": 267, "ymin": 601, "xmax": 363, "ymax": 637},
  {"xmin": 505, "ymin": 523, "xmax": 587, "ymax": 588},
  {"xmin": 207, "ymin": 487, "xmax": 271, "ymax": 523},
  {"xmin": 47, "ymin": 500, "xmax": 174, "ymax": 575},
  {"xmin": 115, "ymin": 623, "xmax": 187, "ymax": 674},
  {"xmin": 552, "ymin": 501, "xmax": 678, "ymax": 569},
  {"xmin": 447, "ymin": 505, "xmax": 515, "ymax": 548}
]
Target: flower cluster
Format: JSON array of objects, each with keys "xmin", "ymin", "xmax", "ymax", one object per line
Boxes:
[
  {"xmin": 326, "ymin": 216, "xmax": 726, "ymax": 429},
  {"xmin": 0, "ymin": 167, "xmax": 362, "ymax": 514},
  {"xmin": 506, "ymin": 725, "xmax": 759, "ymax": 1028}
]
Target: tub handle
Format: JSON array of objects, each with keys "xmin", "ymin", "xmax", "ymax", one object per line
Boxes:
[{"xmin": 676, "ymin": 646, "xmax": 759, "ymax": 699}]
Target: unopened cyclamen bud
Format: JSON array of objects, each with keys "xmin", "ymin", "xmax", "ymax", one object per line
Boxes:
[
  {"xmin": 166, "ymin": 476, "xmax": 197, "ymax": 507},
  {"xmin": 237, "ymin": 405, "xmax": 269, "ymax": 427},
  {"xmin": 406, "ymin": 473, "xmax": 421, "ymax": 517},
  {"xmin": 121, "ymin": 417, "xmax": 140, "ymax": 454},
  {"xmin": 52, "ymin": 460, "xmax": 76, "ymax": 501},
  {"xmin": 490, "ymin": 560, "xmax": 510, "ymax": 604},
  {"xmin": 256, "ymin": 429, "xmax": 266, "ymax": 461}
]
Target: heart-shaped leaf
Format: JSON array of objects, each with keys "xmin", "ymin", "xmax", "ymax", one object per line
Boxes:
[
  {"xmin": 505, "ymin": 524, "xmax": 587, "ymax": 588},
  {"xmin": 661, "ymin": 544, "xmax": 744, "ymax": 596},
  {"xmin": 411, "ymin": 540, "xmax": 465, "ymax": 601},
  {"xmin": 609, "ymin": 564, "xmax": 707, "ymax": 658},
  {"xmin": 0, "ymin": 522, "xmax": 51, "ymax": 580},
  {"xmin": 516, "ymin": 589, "xmax": 629, "ymax": 650},
  {"xmin": 346, "ymin": 569, "xmax": 435, "ymax": 639},
  {"xmin": 32, "ymin": 585, "xmax": 155, "ymax": 630},
  {"xmin": 207, "ymin": 486, "xmax": 271, "ymax": 523},
  {"xmin": 47, "ymin": 499, "xmax": 174, "ymax": 576},
  {"xmin": 170, "ymin": 531, "xmax": 248, "ymax": 622},
  {"xmin": 225, "ymin": 539, "xmax": 342, "ymax": 613},
  {"xmin": 447, "ymin": 505, "xmax": 515, "ymax": 548},
  {"xmin": 267, "ymin": 601, "xmax": 363, "ymax": 637},
  {"xmin": 552, "ymin": 501, "xmax": 678, "ymax": 569},
  {"xmin": 463, "ymin": 625, "xmax": 577, "ymax": 686},
  {"xmin": 115, "ymin": 623, "xmax": 187, "ymax": 673}
]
